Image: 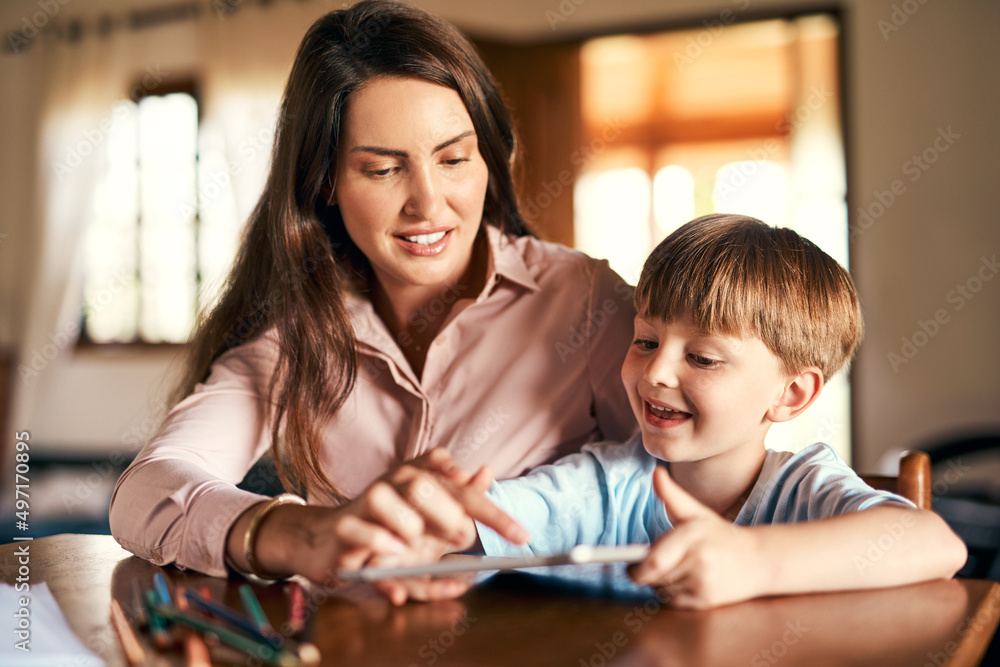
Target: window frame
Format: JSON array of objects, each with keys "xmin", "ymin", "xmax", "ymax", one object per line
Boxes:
[{"xmin": 77, "ymin": 76, "xmax": 203, "ymax": 349}]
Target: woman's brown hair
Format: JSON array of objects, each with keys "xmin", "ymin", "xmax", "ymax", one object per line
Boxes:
[
  {"xmin": 169, "ymin": 0, "xmax": 531, "ymax": 503},
  {"xmin": 634, "ymin": 213, "xmax": 863, "ymax": 379}
]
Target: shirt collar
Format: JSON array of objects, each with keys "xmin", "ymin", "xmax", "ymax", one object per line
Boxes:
[
  {"xmin": 485, "ymin": 224, "xmax": 540, "ymax": 293},
  {"xmin": 346, "ymin": 222, "xmax": 541, "ymax": 329}
]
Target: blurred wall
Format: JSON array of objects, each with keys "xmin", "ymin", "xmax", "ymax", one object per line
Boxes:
[{"xmin": 1, "ymin": 0, "xmax": 997, "ymax": 472}]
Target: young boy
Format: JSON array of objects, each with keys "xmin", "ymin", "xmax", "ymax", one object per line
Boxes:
[{"xmin": 379, "ymin": 214, "xmax": 966, "ymax": 608}]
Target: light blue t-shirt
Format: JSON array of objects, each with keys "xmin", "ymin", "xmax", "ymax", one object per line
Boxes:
[{"xmin": 478, "ymin": 434, "xmax": 915, "ymax": 557}]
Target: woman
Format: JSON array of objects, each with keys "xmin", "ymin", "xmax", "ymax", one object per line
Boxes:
[{"xmin": 109, "ymin": 0, "xmax": 636, "ymax": 594}]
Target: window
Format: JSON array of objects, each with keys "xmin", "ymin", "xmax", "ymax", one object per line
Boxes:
[
  {"xmin": 82, "ymin": 81, "xmax": 244, "ymax": 344},
  {"xmin": 574, "ymin": 15, "xmax": 850, "ymax": 459}
]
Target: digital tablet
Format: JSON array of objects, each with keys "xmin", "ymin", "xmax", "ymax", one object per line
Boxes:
[{"xmin": 337, "ymin": 544, "xmax": 651, "ymax": 582}]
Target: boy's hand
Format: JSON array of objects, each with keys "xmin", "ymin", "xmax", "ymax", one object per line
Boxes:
[{"xmin": 629, "ymin": 467, "xmax": 766, "ymax": 610}]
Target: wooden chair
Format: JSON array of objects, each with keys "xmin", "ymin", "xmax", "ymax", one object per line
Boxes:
[{"xmin": 861, "ymin": 450, "xmax": 932, "ymax": 510}]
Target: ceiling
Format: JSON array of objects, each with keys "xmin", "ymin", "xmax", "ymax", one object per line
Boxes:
[{"xmin": 0, "ymin": 0, "xmax": 837, "ymax": 46}]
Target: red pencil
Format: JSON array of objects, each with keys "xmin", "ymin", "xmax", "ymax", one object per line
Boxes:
[
  {"xmin": 286, "ymin": 581, "xmax": 321, "ymax": 667},
  {"xmin": 288, "ymin": 581, "xmax": 306, "ymax": 635}
]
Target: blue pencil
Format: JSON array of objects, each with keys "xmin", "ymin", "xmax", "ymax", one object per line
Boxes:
[
  {"xmin": 183, "ymin": 588, "xmax": 282, "ymax": 649},
  {"xmin": 152, "ymin": 572, "xmax": 172, "ymax": 606}
]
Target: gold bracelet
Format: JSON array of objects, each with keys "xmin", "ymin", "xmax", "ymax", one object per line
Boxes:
[{"xmin": 243, "ymin": 493, "xmax": 306, "ymax": 580}]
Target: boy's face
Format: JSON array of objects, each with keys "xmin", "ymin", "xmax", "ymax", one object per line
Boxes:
[{"xmin": 621, "ymin": 310, "xmax": 793, "ymax": 466}]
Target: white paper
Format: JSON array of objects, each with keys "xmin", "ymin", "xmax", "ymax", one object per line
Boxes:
[{"xmin": 1, "ymin": 582, "xmax": 105, "ymax": 666}]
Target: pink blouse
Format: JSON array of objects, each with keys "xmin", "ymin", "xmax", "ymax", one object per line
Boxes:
[{"xmin": 109, "ymin": 226, "xmax": 639, "ymax": 576}]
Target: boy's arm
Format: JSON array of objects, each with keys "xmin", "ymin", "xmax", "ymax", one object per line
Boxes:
[
  {"xmin": 475, "ymin": 439, "xmax": 657, "ymax": 557},
  {"xmin": 630, "ymin": 467, "xmax": 967, "ymax": 610},
  {"xmin": 746, "ymin": 504, "xmax": 966, "ymax": 594}
]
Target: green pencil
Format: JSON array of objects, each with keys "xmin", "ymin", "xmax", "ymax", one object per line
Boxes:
[
  {"xmin": 151, "ymin": 601, "xmax": 301, "ymax": 667},
  {"xmin": 239, "ymin": 583, "xmax": 274, "ymax": 634},
  {"xmin": 143, "ymin": 590, "xmax": 173, "ymax": 650}
]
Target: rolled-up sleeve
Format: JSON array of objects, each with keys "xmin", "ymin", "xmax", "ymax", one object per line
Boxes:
[
  {"xmin": 109, "ymin": 333, "xmax": 279, "ymax": 576},
  {"xmin": 586, "ymin": 261, "xmax": 638, "ymax": 443},
  {"xmin": 109, "ymin": 229, "xmax": 644, "ymax": 576}
]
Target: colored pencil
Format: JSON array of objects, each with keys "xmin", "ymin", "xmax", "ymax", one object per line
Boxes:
[
  {"xmin": 287, "ymin": 581, "xmax": 306, "ymax": 635},
  {"xmin": 153, "ymin": 572, "xmax": 172, "ymax": 605},
  {"xmin": 239, "ymin": 583, "xmax": 274, "ymax": 634},
  {"xmin": 183, "ymin": 588, "xmax": 282, "ymax": 648},
  {"xmin": 285, "ymin": 582, "xmax": 321, "ymax": 667},
  {"xmin": 144, "ymin": 590, "xmax": 174, "ymax": 650},
  {"xmin": 109, "ymin": 598, "xmax": 146, "ymax": 667},
  {"xmin": 150, "ymin": 601, "xmax": 302, "ymax": 667},
  {"xmin": 176, "ymin": 587, "xmax": 212, "ymax": 667}
]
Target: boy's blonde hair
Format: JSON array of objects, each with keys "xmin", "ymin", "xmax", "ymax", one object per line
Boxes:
[{"xmin": 634, "ymin": 214, "xmax": 863, "ymax": 378}]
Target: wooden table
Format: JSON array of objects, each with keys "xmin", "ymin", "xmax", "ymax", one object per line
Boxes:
[{"xmin": 2, "ymin": 534, "xmax": 999, "ymax": 666}]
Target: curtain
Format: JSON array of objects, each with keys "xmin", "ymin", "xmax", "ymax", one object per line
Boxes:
[{"xmin": 9, "ymin": 2, "xmax": 326, "ymax": 449}]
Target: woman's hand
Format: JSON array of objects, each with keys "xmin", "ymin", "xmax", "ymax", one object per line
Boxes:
[
  {"xmin": 628, "ymin": 467, "xmax": 766, "ymax": 610},
  {"xmin": 227, "ymin": 448, "xmax": 528, "ymax": 590},
  {"xmin": 367, "ymin": 548, "xmax": 479, "ymax": 606}
]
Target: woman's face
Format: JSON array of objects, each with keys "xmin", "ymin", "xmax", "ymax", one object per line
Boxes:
[{"xmin": 334, "ymin": 76, "xmax": 489, "ymax": 294}]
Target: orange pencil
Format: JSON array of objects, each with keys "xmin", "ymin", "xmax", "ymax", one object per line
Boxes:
[{"xmin": 109, "ymin": 598, "xmax": 146, "ymax": 667}]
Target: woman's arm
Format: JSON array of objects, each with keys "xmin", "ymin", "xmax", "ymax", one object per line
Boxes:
[
  {"xmin": 111, "ymin": 331, "xmax": 525, "ymax": 583},
  {"xmin": 109, "ymin": 333, "xmax": 283, "ymax": 576},
  {"xmin": 226, "ymin": 449, "xmax": 527, "ymax": 584}
]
